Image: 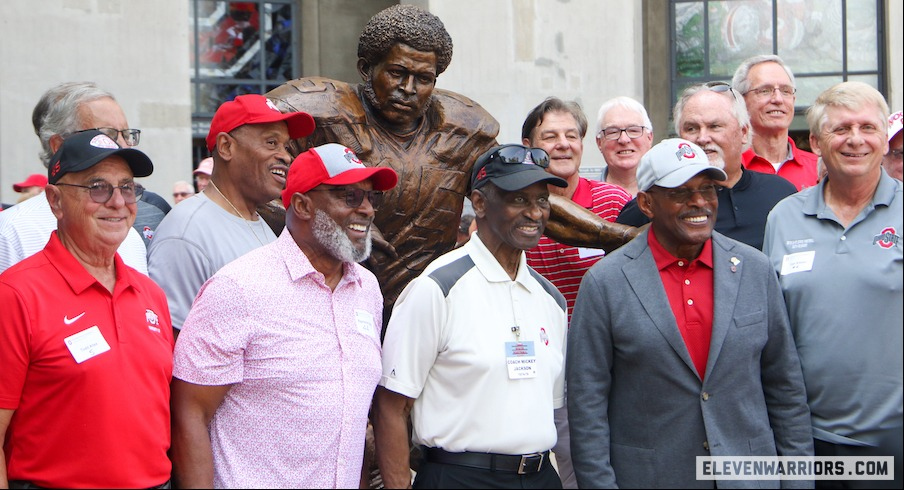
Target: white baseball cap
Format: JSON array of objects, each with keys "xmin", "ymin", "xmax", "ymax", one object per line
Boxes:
[
  {"xmin": 888, "ymin": 110, "xmax": 902, "ymax": 142},
  {"xmin": 636, "ymin": 138, "xmax": 727, "ymax": 192}
]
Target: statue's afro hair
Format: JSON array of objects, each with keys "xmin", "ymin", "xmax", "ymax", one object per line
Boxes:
[{"xmin": 357, "ymin": 4, "xmax": 453, "ymax": 75}]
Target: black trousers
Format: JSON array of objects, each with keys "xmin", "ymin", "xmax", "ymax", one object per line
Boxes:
[{"xmin": 413, "ymin": 459, "xmax": 563, "ymax": 489}]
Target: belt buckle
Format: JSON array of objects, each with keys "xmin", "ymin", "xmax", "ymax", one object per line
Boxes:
[{"xmin": 518, "ymin": 452, "xmax": 544, "ymax": 474}]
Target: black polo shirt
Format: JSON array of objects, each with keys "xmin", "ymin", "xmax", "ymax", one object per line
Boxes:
[{"xmin": 616, "ymin": 167, "xmax": 797, "ymax": 250}]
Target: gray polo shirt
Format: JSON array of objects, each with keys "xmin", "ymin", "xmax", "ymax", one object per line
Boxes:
[{"xmin": 763, "ymin": 171, "xmax": 903, "ymax": 446}]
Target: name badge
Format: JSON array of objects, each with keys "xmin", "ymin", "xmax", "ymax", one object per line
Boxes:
[
  {"xmin": 780, "ymin": 251, "xmax": 815, "ymax": 275},
  {"xmin": 505, "ymin": 341, "xmax": 537, "ymax": 379},
  {"xmin": 354, "ymin": 309, "xmax": 376, "ymax": 338},
  {"xmin": 577, "ymin": 247, "xmax": 606, "ymax": 259},
  {"xmin": 64, "ymin": 326, "xmax": 111, "ymax": 364}
]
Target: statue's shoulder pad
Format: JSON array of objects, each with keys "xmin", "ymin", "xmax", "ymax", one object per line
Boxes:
[
  {"xmin": 267, "ymin": 77, "xmax": 359, "ymax": 117},
  {"xmin": 433, "ymin": 89, "xmax": 490, "ymax": 113},
  {"xmin": 432, "ymin": 89, "xmax": 499, "ymax": 133}
]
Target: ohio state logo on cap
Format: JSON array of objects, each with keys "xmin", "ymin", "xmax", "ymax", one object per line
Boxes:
[
  {"xmin": 474, "ymin": 166, "xmax": 487, "ymax": 182},
  {"xmin": 676, "ymin": 142, "xmax": 697, "ymax": 160},
  {"xmin": 90, "ymin": 134, "xmax": 118, "ymax": 149},
  {"xmin": 343, "ymin": 147, "xmax": 362, "ymax": 165}
]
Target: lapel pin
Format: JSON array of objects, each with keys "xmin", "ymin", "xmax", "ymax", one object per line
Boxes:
[{"xmin": 730, "ymin": 256, "xmax": 740, "ymax": 273}]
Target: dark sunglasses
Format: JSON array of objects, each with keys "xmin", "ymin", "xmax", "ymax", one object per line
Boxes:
[
  {"xmin": 487, "ymin": 145, "xmax": 550, "ymax": 168},
  {"xmin": 650, "ymin": 183, "xmax": 722, "ymax": 204},
  {"xmin": 55, "ymin": 181, "xmax": 143, "ymax": 204},
  {"xmin": 309, "ymin": 187, "xmax": 384, "ymax": 210}
]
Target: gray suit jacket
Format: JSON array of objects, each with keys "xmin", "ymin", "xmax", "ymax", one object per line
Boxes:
[{"xmin": 567, "ymin": 230, "xmax": 813, "ymax": 489}]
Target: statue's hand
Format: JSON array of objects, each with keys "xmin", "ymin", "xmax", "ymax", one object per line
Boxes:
[
  {"xmin": 257, "ymin": 200, "xmax": 287, "ymax": 236},
  {"xmin": 369, "ymin": 225, "xmax": 397, "ymax": 261},
  {"xmin": 546, "ymin": 194, "xmax": 639, "ymax": 253}
]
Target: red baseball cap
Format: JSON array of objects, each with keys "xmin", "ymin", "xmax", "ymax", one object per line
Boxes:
[
  {"xmin": 206, "ymin": 94, "xmax": 315, "ymax": 151},
  {"xmin": 281, "ymin": 143, "xmax": 398, "ymax": 208},
  {"xmin": 13, "ymin": 173, "xmax": 48, "ymax": 192}
]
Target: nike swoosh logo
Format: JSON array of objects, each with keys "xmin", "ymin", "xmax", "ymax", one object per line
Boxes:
[{"xmin": 64, "ymin": 312, "xmax": 86, "ymax": 325}]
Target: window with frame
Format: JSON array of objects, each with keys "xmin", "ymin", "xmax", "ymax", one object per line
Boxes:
[
  {"xmin": 671, "ymin": 0, "xmax": 886, "ymax": 112},
  {"xmin": 189, "ymin": 0, "xmax": 298, "ymax": 164}
]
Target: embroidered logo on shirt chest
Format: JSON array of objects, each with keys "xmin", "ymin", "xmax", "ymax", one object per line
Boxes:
[
  {"xmin": 872, "ymin": 227, "xmax": 900, "ymax": 249},
  {"xmin": 63, "ymin": 312, "xmax": 86, "ymax": 325},
  {"xmin": 146, "ymin": 309, "xmax": 161, "ymax": 333}
]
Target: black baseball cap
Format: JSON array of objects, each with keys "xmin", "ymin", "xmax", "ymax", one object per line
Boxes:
[
  {"xmin": 48, "ymin": 130, "xmax": 153, "ymax": 184},
  {"xmin": 471, "ymin": 144, "xmax": 567, "ymax": 191}
]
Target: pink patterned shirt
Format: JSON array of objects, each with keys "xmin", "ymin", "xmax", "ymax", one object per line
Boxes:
[{"xmin": 173, "ymin": 229, "xmax": 383, "ymax": 488}]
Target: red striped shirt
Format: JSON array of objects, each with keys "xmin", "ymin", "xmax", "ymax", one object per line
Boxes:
[{"xmin": 527, "ymin": 178, "xmax": 630, "ymax": 323}]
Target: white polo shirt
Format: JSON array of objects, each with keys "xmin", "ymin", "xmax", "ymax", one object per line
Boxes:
[{"xmin": 380, "ymin": 232, "xmax": 567, "ymax": 455}]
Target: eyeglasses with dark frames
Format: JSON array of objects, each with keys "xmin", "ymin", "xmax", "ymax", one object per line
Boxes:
[
  {"xmin": 745, "ymin": 85, "xmax": 796, "ymax": 99},
  {"xmin": 486, "ymin": 145, "xmax": 550, "ymax": 168},
  {"xmin": 73, "ymin": 127, "xmax": 141, "ymax": 147},
  {"xmin": 599, "ymin": 125, "xmax": 648, "ymax": 141},
  {"xmin": 649, "ymin": 183, "xmax": 722, "ymax": 204},
  {"xmin": 55, "ymin": 181, "xmax": 143, "ymax": 204},
  {"xmin": 309, "ymin": 187, "xmax": 385, "ymax": 210}
]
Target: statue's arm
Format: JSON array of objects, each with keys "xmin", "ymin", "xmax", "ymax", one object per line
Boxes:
[{"xmin": 546, "ymin": 194, "xmax": 640, "ymax": 253}]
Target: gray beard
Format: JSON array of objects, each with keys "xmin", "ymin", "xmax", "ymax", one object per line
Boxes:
[
  {"xmin": 312, "ymin": 209, "xmax": 371, "ymax": 263},
  {"xmin": 702, "ymin": 145, "xmax": 727, "ymax": 170}
]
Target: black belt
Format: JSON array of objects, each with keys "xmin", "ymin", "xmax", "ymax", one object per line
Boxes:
[{"xmin": 423, "ymin": 447, "xmax": 549, "ymax": 474}]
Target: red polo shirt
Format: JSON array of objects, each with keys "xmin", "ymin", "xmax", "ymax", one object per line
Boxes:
[
  {"xmin": 0, "ymin": 232, "xmax": 174, "ymax": 488},
  {"xmin": 743, "ymin": 137, "xmax": 818, "ymax": 191},
  {"xmin": 648, "ymin": 228, "xmax": 714, "ymax": 380}
]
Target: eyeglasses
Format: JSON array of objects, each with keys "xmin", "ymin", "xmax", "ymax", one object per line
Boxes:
[
  {"xmin": 888, "ymin": 149, "xmax": 904, "ymax": 161},
  {"xmin": 173, "ymin": 192, "xmax": 194, "ymax": 198},
  {"xmin": 745, "ymin": 85, "xmax": 796, "ymax": 99},
  {"xmin": 74, "ymin": 127, "xmax": 141, "ymax": 146},
  {"xmin": 704, "ymin": 81, "xmax": 735, "ymax": 95},
  {"xmin": 309, "ymin": 187, "xmax": 385, "ymax": 210},
  {"xmin": 650, "ymin": 183, "xmax": 721, "ymax": 203},
  {"xmin": 599, "ymin": 125, "xmax": 648, "ymax": 141},
  {"xmin": 486, "ymin": 145, "xmax": 550, "ymax": 168},
  {"xmin": 55, "ymin": 181, "xmax": 143, "ymax": 204}
]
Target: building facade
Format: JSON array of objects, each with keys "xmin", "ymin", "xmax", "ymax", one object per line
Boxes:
[{"xmin": 2, "ymin": 0, "xmax": 901, "ymax": 204}]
